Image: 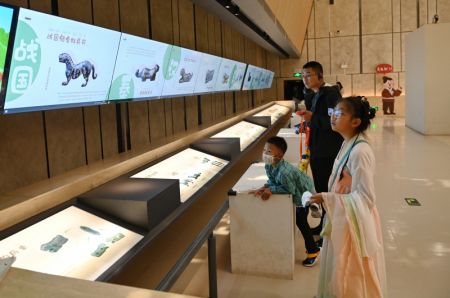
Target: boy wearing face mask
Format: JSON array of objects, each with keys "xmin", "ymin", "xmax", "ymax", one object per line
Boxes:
[{"xmin": 251, "ymin": 136, "xmax": 321, "ymax": 266}]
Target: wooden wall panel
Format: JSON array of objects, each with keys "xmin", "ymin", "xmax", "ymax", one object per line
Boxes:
[
  {"xmin": 171, "ymin": 98, "xmax": 186, "ymax": 134},
  {"xmin": 29, "ymin": 0, "xmax": 52, "ymax": 13},
  {"xmin": 45, "ymin": 108, "xmax": 86, "ymax": 177},
  {"xmin": 119, "ymin": 0, "xmax": 151, "ymax": 149},
  {"xmin": 92, "ymin": 0, "xmax": 120, "ymax": 157},
  {"xmin": 151, "ymin": 0, "xmax": 174, "ymax": 44},
  {"xmin": 92, "ymin": 0, "xmax": 120, "ymax": 31},
  {"xmin": 148, "ymin": 100, "xmax": 166, "ymax": 142},
  {"xmin": 99, "ymin": 105, "xmax": 118, "ymax": 158},
  {"xmin": 172, "ymin": 0, "xmax": 180, "ymax": 46},
  {"xmin": 0, "ymin": 113, "xmax": 48, "ymax": 194},
  {"xmin": 58, "ymin": 0, "xmax": 93, "ymax": 23},
  {"xmin": 83, "ymin": 107, "xmax": 102, "ymax": 163},
  {"xmin": 1, "ymin": 0, "xmax": 27, "ymax": 7},
  {"xmin": 179, "ymin": 0, "xmax": 195, "ymax": 50},
  {"xmin": 151, "ymin": 0, "xmax": 174, "ymax": 140},
  {"xmin": 185, "ymin": 96, "xmax": 198, "ymax": 130}
]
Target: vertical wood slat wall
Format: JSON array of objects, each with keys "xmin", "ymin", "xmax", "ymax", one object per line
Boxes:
[{"xmin": 0, "ymin": 0, "xmax": 281, "ymax": 194}]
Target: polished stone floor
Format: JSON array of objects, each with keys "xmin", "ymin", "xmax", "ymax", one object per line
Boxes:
[{"xmin": 170, "ymin": 116, "xmax": 450, "ymax": 298}]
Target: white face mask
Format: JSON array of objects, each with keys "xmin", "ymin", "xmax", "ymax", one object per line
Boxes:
[{"xmin": 262, "ymin": 153, "xmax": 275, "ymax": 164}]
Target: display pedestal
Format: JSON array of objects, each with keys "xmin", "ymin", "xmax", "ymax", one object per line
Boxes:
[
  {"xmin": 229, "ymin": 164, "xmax": 295, "ymax": 280},
  {"xmin": 245, "ymin": 116, "xmax": 271, "ymax": 128},
  {"xmin": 191, "ymin": 138, "xmax": 240, "ymax": 161},
  {"xmin": 78, "ymin": 177, "xmax": 180, "ymax": 231}
]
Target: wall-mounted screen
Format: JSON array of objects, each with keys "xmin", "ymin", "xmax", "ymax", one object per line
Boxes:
[
  {"xmin": 3, "ymin": 8, "xmax": 121, "ymax": 113},
  {"xmin": 0, "ymin": 4, "xmax": 17, "ymax": 111},
  {"xmin": 0, "ymin": 206, "xmax": 143, "ymax": 281},
  {"xmin": 242, "ymin": 65, "xmax": 274, "ymax": 90},
  {"xmin": 108, "ymin": 34, "xmax": 170, "ymax": 101},
  {"xmin": 214, "ymin": 58, "xmax": 247, "ymax": 92},
  {"xmin": 160, "ymin": 46, "xmax": 202, "ymax": 97},
  {"xmin": 254, "ymin": 104, "xmax": 290, "ymax": 124},
  {"xmin": 131, "ymin": 148, "xmax": 228, "ymax": 203},
  {"xmin": 193, "ymin": 53, "xmax": 222, "ymax": 94},
  {"xmin": 211, "ymin": 121, "xmax": 266, "ymax": 151}
]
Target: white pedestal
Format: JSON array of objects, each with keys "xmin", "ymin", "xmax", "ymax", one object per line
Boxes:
[
  {"xmin": 229, "ymin": 164, "xmax": 295, "ymax": 279},
  {"xmin": 406, "ymin": 23, "xmax": 450, "ymax": 135}
]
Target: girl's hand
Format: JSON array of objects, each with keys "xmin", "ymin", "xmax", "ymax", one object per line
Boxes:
[
  {"xmin": 261, "ymin": 188, "xmax": 272, "ymax": 201},
  {"xmin": 310, "ymin": 193, "xmax": 323, "ymax": 205}
]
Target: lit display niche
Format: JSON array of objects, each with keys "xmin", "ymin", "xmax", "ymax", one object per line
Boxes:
[
  {"xmin": 211, "ymin": 121, "xmax": 266, "ymax": 151},
  {"xmin": 0, "ymin": 206, "xmax": 143, "ymax": 281},
  {"xmin": 131, "ymin": 148, "xmax": 228, "ymax": 203},
  {"xmin": 254, "ymin": 104, "xmax": 290, "ymax": 124}
]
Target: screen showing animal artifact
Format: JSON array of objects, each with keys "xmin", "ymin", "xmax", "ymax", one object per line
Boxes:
[
  {"xmin": 108, "ymin": 33, "xmax": 170, "ymax": 101},
  {"xmin": 254, "ymin": 104, "xmax": 290, "ymax": 124},
  {"xmin": 214, "ymin": 58, "xmax": 247, "ymax": 92},
  {"xmin": 242, "ymin": 65, "xmax": 273, "ymax": 90},
  {"xmin": 193, "ymin": 52, "xmax": 222, "ymax": 94},
  {"xmin": 160, "ymin": 46, "xmax": 202, "ymax": 97},
  {"xmin": 211, "ymin": 121, "xmax": 266, "ymax": 151},
  {"xmin": 0, "ymin": 4, "xmax": 16, "ymax": 107},
  {"xmin": 0, "ymin": 206, "xmax": 143, "ymax": 281},
  {"xmin": 3, "ymin": 8, "xmax": 121, "ymax": 113},
  {"xmin": 131, "ymin": 148, "xmax": 228, "ymax": 203}
]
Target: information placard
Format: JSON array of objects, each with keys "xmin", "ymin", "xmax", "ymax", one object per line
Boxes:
[
  {"xmin": 0, "ymin": 206, "xmax": 143, "ymax": 281},
  {"xmin": 211, "ymin": 121, "xmax": 266, "ymax": 151},
  {"xmin": 132, "ymin": 148, "xmax": 228, "ymax": 203},
  {"xmin": 3, "ymin": 8, "xmax": 121, "ymax": 113},
  {"xmin": 214, "ymin": 58, "xmax": 247, "ymax": 92},
  {"xmin": 108, "ymin": 33, "xmax": 170, "ymax": 101},
  {"xmin": 160, "ymin": 46, "xmax": 202, "ymax": 97},
  {"xmin": 193, "ymin": 53, "xmax": 222, "ymax": 94}
]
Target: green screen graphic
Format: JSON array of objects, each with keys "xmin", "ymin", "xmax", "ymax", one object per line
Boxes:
[
  {"xmin": 6, "ymin": 20, "xmax": 41, "ymax": 102},
  {"xmin": 0, "ymin": 6, "xmax": 14, "ymax": 87}
]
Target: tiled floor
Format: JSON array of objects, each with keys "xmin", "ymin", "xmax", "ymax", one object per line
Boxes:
[{"xmin": 170, "ymin": 116, "xmax": 450, "ymax": 298}]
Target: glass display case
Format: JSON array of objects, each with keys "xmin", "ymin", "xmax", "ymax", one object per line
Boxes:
[
  {"xmin": 0, "ymin": 206, "xmax": 143, "ymax": 281},
  {"xmin": 211, "ymin": 121, "xmax": 266, "ymax": 151},
  {"xmin": 253, "ymin": 104, "xmax": 290, "ymax": 124},
  {"xmin": 131, "ymin": 148, "xmax": 228, "ymax": 203}
]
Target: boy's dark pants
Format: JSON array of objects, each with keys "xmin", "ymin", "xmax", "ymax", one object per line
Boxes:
[{"xmin": 296, "ymin": 207, "xmax": 320, "ymax": 254}]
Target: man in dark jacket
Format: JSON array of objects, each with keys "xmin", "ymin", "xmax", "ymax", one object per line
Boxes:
[{"xmin": 301, "ymin": 61, "xmax": 343, "ymax": 236}]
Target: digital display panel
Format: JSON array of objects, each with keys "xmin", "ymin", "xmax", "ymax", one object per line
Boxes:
[
  {"xmin": 160, "ymin": 46, "xmax": 202, "ymax": 97},
  {"xmin": 3, "ymin": 8, "xmax": 121, "ymax": 113},
  {"xmin": 131, "ymin": 148, "xmax": 228, "ymax": 203},
  {"xmin": 242, "ymin": 65, "xmax": 274, "ymax": 90},
  {"xmin": 254, "ymin": 104, "xmax": 290, "ymax": 124},
  {"xmin": 108, "ymin": 34, "xmax": 170, "ymax": 101},
  {"xmin": 193, "ymin": 52, "xmax": 222, "ymax": 94},
  {"xmin": 0, "ymin": 206, "xmax": 143, "ymax": 281},
  {"xmin": 214, "ymin": 58, "xmax": 247, "ymax": 92},
  {"xmin": 211, "ymin": 121, "xmax": 266, "ymax": 151},
  {"xmin": 0, "ymin": 4, "xmax": 15, "ymax": 101}
]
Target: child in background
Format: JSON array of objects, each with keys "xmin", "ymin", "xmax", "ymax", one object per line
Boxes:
[
  {"xmin": 251, "ymin": 136, "xmax": 321, "ymax": 267},
  {"xmin": 310, "ymin": 96, "xmax": 387, "ymax": 297}
]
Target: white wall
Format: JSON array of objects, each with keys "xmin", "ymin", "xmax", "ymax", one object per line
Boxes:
[{"xmin": 406, "ymin": 23, "xmax": 450, "ymax": 135}]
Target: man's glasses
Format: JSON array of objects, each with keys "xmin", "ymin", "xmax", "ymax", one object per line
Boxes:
[{"xmin": 328, "ymin": 108, "xmax": 346, "ymax": 118}]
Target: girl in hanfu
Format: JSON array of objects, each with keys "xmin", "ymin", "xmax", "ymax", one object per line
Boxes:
[{"xmin": 309, "ymin": 96, "xmax": 387, "ymax": 298}]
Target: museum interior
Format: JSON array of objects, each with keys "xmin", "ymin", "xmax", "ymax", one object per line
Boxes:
[{"xmin": 0, "ymin": 0, "xmax": 449, "ymax": 297}]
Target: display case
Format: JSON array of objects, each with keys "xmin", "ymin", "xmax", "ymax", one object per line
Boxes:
[
  {"xmin": 253, "ymin": 104, "xmax": 291, "ymax": 124},
  {"xmin": 131, "ymin": 148, "xmax": 229, "ymax": 203},
  {"xmin": 0, "ymin": 206, "xmax": 143, "ymax": 281},
  {"xmin": 211, "ymin": 121, "xmax": 266, "ymax": 151}
]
